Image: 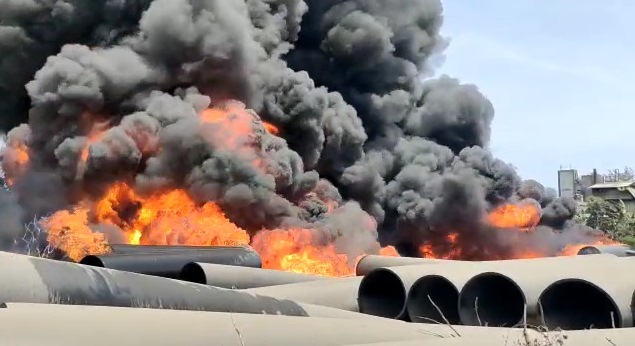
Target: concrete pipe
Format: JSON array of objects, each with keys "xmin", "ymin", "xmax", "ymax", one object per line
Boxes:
[
  {"xmin": 0, "ymin": 303, "xmax": 526, "ymax": 346},
  {"xmin": 180, "ymin": 262, "xmax": 329, "ymax": 288},
  {"xmin": 243, "ymin": 276, "xmax": 362, "ymax": 311},
  {"xmin": 538, "ymin": 257, "xmax": 635, "ymax": 329},
  {"xmin": 406, "ymin": 262, "xmax": 484, "ymax": 324},
  {"xmin": 355, "ymin": 255, "xmax": 452, "ymax": 276},
  {"xmin": 358, "ymin": 264, "xmax": 446, "ymax": 319},
  {"xmin": 107, "ymin": 244, "xmax": 256, "ymax": 255},
  {"xmin": 0, "ymin": 251, "xmax": 376, "ymax": 320},
  {"xmin": 458, "ymin": 254, "xmax": 620, "ymax": 328},
  {"xmin": 80, "ymin": 249, "xmax": 262, "ymax": 279},
  {"xmin": 577, "ymin": 244, "xmax": 635, "ymax": 257},
  {"xmin": 359, "ymin": 257, "xmax": 584, "ymax": 320}
]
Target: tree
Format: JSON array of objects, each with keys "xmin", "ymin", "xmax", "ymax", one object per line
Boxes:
[
  {"xmin": 578, "ymin": 196, "xmax": 635, "ymax": 244},
  {"xmin": 603, "ymin": 166, "xmax": 634, "ymax": 182}
]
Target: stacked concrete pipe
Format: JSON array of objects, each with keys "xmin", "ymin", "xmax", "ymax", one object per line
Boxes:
[
  {"xmin": 457, "ymin": 254, "xmax": 624, "ymax": 328},
  {"xmin": 80, "ymin": 246, "xmax": 262, "ymax": 279},
  {"xmin": 0, "ymin": 251, "xmax": 377, "ymax": 320},
  {"xmin": 538, "ymin": 256, "xmax": 635, "ymax": 329},
  {"xmin": 358, "ymin": 261, "xmax": 460, "ymax": 319},
  {"xmin": 405, "ymin": 261, "xmax": 484, "ymax": 324},
  {"xmin": 0, "ymin": 303, "xmax": 527, "ymax": 346},
  {"xmin": 359, "ymin": 254, "xmax": 619, "ymax": 322},
  {"xmin": 355, "ymin": 255, "xmax": 453, "ymax": 276},
  {"xmin": 180, "ymin": 262, "xmax": 329, "ymax": 289},
  {"xmin": 243, "ymin": 276, "xmax": 363, "ymax": 312}
]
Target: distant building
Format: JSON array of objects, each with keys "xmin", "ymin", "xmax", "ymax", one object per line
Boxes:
[
  {"xmin": 588, "ymin": 181, "xmax": 635, "ymax": 213},
  {"xmin": 557, "ymin": 168, "xmax": 605, "ymax": 201}
]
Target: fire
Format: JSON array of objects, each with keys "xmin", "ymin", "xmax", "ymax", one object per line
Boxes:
[
  {"xmin": 39, "ymin": 208, "xmax": 110, "ymax": 261},
  {"xmin": 0, "ymin": 128, "xmax": 31, "ymax": 186},
  {"xmin": 252, "ymin": 229, "xmax": 352, "ymax": 276},
  {"xmin": 558, "ymin": 238, "xmax": 622, "ymax": 256},
  {"xmin": 419, "ymin": 233, "xmax": 462, "ymax": 259},
  {"xmin": 43, "ymin": 183, "xmax": 395, "ymax": 276},
  {"xmin": 487, "ymin": 203, "xmax": 540, "ymax": 229},
  {"xmin": 418, "ymin": 202, "xmax": 620, "ymax": 260},
  {"xmin": 37, "ymin": 102, "xmax": 393, "ymax": 276}
]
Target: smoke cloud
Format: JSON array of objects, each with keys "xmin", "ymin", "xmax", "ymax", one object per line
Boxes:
[{"xmin": 0, "ymin": 0, "xmax": 603, "ymax": 260}]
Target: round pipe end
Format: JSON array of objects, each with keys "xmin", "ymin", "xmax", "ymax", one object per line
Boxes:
[
  {"xmin": 539, "ymin": 278, "xmax": 620, "ymax": 329},
  {"xmin": 78, "ymin": 255, "xmax": 106, "ymax": 267},
  {"xmin": 458, "ymin": 272, "xmax": 525, "ymax": 326},
  {"xmin": 358, "ymin": 268, "xmax": 407, "ymax": 319},
  {"xmin": 179, "ymin": 262, "xmax": 207, "ymax": 284},
  {"xmin": 406, "ymin": 275, "xmax": 460, "ymax": 324}
]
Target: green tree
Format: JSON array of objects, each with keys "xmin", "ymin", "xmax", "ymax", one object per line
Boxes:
[{"xmin": 578, "ymin": 197, "xmax": 635, "ymax": 245}]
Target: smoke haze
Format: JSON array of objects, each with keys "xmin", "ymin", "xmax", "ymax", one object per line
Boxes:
[{"xmin": 0, "ymin": 0, "xmax": 605, "ymax": 261}]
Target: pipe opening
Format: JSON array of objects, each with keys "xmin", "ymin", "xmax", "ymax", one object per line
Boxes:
[
  {"xmin": 459, "ymin": 273, "xmax": 525, "ymax": 326},
  {"xmin": 79, "ymin": 255, "xmax": 106, "ymax": 267},
  {"xmin": 179, "ymin": 262, "xmax": 207, "ymax": 284},
  {"xmin": 406, "ymin": 275, "xmax": 460, "ymax": 324},
  {"xmin": 540, "ymin": 279, "xmax": 620, "ymax": 329},
  {"xmin": 358, "ymin": 269, "xmax": 406, "ymax": 319}
]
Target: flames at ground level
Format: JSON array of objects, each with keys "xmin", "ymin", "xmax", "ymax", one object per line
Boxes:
[
  {"xmin": 2, "ymin": 103, "xmax": 621, "ymax": 277},
  {"xmin": 38, "ymin": 186, "xmax": 618, "ymax": 277}
]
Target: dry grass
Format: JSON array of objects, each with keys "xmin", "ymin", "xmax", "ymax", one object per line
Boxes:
[{"xmin": 422, "ymin": 297, "xmax": 618, "ymax": 346}]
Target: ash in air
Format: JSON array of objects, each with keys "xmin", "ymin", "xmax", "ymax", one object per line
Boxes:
[{"xmin": 0, "ymin": 0, "xmax": 605, "ymax": 267}]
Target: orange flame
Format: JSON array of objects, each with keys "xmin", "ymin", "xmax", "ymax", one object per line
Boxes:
[
  {"xmin": 487, "ymin": 203, "xmax": 540, "ymax": 229},
  {"xmin": 1, "ymin": 136, "xmax": 30, "ymax": 186},
  {"xmin": 39, "ymin": 102, "xmax": 394, "ymax": 276},
  {"xmin": 558, "ymin": 238, "xmax": 623, "ymax": 256}
]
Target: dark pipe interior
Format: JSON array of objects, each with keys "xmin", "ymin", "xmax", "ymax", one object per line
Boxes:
[
  {"xmin": 79, "ymin": 255, "xmax": 106, "ymax": 267},
  {"xmin": 539, "ymin": 279, "xmax": 620, "ymax": 330},
  {"xmin": 407, "ymin": 275, "xmax": 460, "ymax": 324},
  {"xmin": 180, "ymin": 262, "xmax": 207, "ymax": 284},
  {"xmin": 358, "ymin": 269, "xmax": 406, "ymax": 319},
  {"xmin": 458, "ymin": 273, "xmax": 525, "ymax": 326}
]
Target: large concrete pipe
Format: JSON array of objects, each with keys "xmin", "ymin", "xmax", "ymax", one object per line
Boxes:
[
  {"xmin": 80, "ymin": 249, "xmax": 262, "ymax": 279},
  {"xmin": 538, "ymin": 257, "xmax": 635, "ymax": 329},
  {"xmin": 243, "ymin": 276, "xmax": 362, "ymax": 311},
  {"xmin": 406, "ymin": 262, "xmax": 484, "ymax": 324},
  {"xmin": 358, "ymin": 256, "xmax": 592, "ymax": 320},
  {"xmin": 0, "ymin": 251, "xmax": 376, "ymax": 320},
  {"xmin": 180, "ymin": 262, "xmax": 329, "ymax": 288},
  {"xmin": 458, "ymin": 254, "xmax": 620, "ymax": 328},
  {"xmin": 107, "ymin": 244, "xmax": 256, "ymax": 255},
  {"xmin": 0, "ymin": 303, "xmax": 528, "ymax": 346},
  {"xmin": 577, "ymin": 244, "xmax": 635, "ymax": 256},
  {"xmin": 358, "ymin": 260, "xmax": 472, "ymax": 319},
  {"xmin": 355, "ymin": 255, "xmax": 452, "ymax": 276}
]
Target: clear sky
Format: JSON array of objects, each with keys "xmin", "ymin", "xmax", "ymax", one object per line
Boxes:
[{"xmin": 436, "ymin": 0, "xmax": 634, "ymax": 189}]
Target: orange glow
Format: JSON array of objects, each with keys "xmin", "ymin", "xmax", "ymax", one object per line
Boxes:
[
  {"xmin": 36, "ymin": 102, "xmax": 394, "ymax": 275},
  {"xmin": 263, "ymin": 122, "xmax": 279, "ymax": 135},
  {"xmin": 379, "ymin": 245, "xmax": 400, "ymax": 257},
  {"xmin": 558, "ymin": 238, "xmax": 622, "ymax": 256},
  {"xmin": 419, "ymin": 232, "xmax": 462, "ymax": 259},
  {"xmin": 487, "ymin": 203, "xmax": 540, "ymax": 229},
  {"xmin": 1, "ymin": 141, "xmax": 30, "ymax": 186},
  {"xmin": 39, "ymin": 208, "xmax": 110, "ymax": 261}
]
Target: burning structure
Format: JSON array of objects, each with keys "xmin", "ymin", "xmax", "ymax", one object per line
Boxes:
[{"xmin": 0, "ymin": 0, "xmax": 615, "ymax": 277}]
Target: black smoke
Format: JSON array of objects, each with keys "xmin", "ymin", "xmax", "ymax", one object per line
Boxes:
[{"xmin": 0, "ymin": 0, "xmax": 602, "ymax": 259}]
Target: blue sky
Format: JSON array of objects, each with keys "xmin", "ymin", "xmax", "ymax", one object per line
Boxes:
[{"xmin": 436, "ymin": 1, "xmax": 634, "ymax": 188}]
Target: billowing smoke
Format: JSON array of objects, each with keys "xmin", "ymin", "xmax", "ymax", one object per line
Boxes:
[{"xmin": 0, "ymin": 0, "xmax": 604, "ymax": 263}]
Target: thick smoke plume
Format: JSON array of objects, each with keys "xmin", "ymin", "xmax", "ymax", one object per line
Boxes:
[{"xmin": 0, "ymin": 0, "xmax": 606, "ymax": 264}]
